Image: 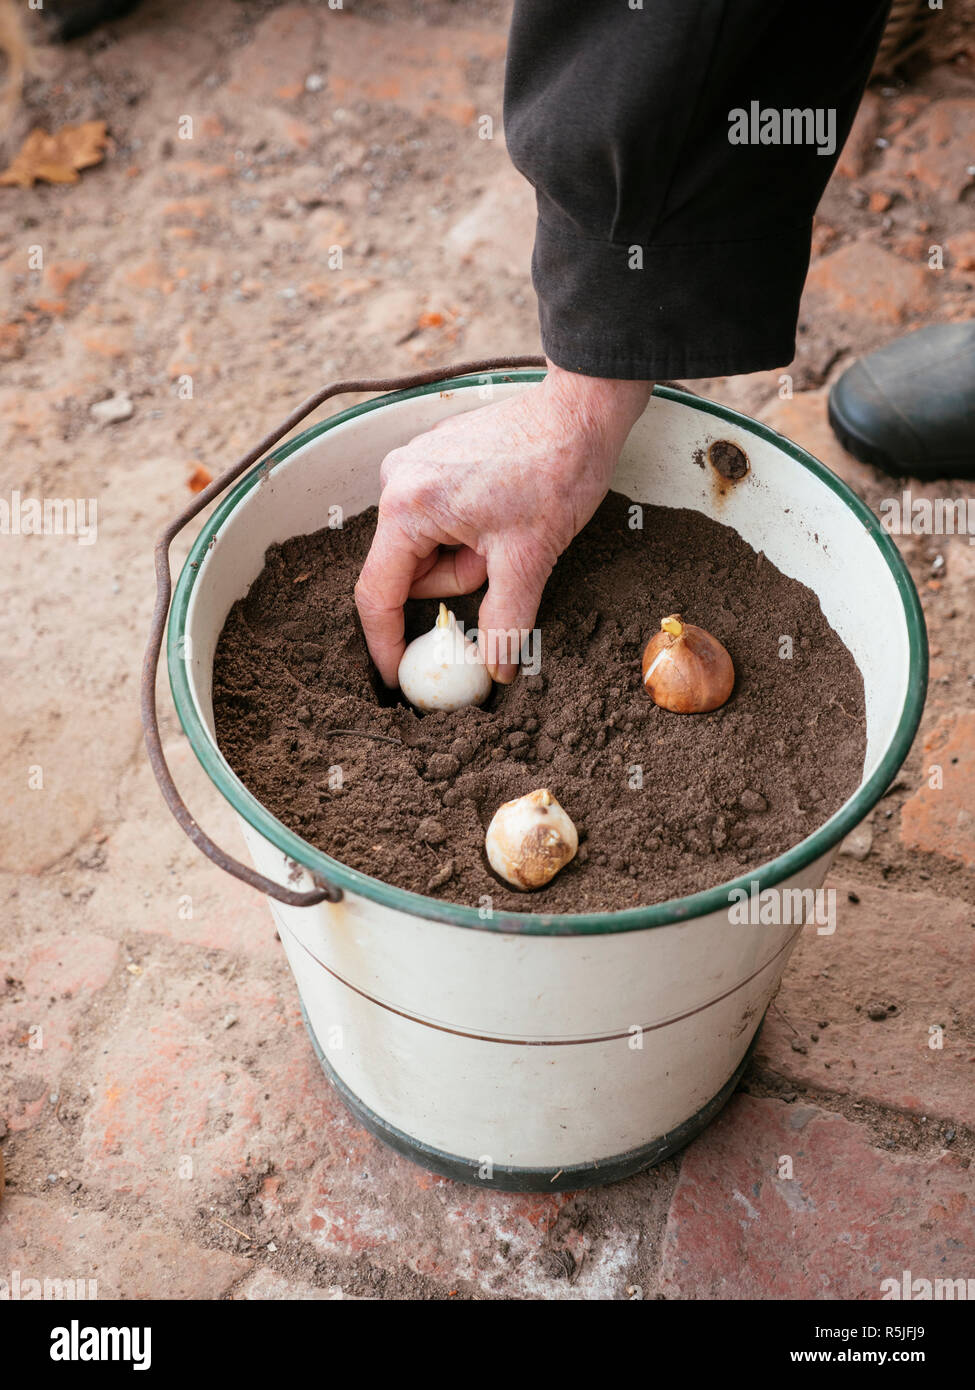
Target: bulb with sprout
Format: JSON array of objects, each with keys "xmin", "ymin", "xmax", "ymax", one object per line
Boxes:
[
  {"xmin": 397, "ymin": 602, "xmax": 493, "ymax": 712},
  {"xmin": 641, "ymin": 613, "xmax": 734, "ymax": 714}
]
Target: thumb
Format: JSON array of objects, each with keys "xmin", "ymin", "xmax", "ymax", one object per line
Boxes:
[{"xmin": 477, "ymin": 539, "xmax": 553, "ymax": 684}]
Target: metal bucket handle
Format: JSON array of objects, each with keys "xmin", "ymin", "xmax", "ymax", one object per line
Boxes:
[{"xmin": 141, "ymin": 356, "xmax": 546, "ymax": 907}]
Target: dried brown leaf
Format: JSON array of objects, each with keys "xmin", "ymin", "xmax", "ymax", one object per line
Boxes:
[
  {"xmin": 0, "ymin": 120, "xmax": 109, "ymax": 190},
  {"xmin": 187, "ymin": 465, "xmax": 213, "ymax": 494}
]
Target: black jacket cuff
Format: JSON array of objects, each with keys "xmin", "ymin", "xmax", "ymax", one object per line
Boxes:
[{"xmin": 531, "ymin": 206, "xmax": 812, "ymax": 382}]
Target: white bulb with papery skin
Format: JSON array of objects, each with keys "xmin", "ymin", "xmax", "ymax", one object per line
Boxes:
[
  {"xmin": 397, "ymin": 603, "xmax": 492, "ymax": 713},
  {"xmin": 485, "ymin": 788, "xmax": 578, "ymax": 890}
]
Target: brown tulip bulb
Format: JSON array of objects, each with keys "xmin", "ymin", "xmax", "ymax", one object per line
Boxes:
[{"xmin": 641, "ymin": 614, "xmax": 734, "ymax": 714}]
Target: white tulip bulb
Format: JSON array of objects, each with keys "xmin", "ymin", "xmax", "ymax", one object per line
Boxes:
[
  {"xmin": 397, "ymin": 603, "xmax": 493, "ymax": 713},
  {"xmin": 485, "ymin": 788, "xmax": 578, "ymax": 890}
]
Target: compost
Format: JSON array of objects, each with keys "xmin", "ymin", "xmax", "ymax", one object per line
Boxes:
[{"xmin": 213, "ymin": 492, "xmax": 866, "ymax": 913}]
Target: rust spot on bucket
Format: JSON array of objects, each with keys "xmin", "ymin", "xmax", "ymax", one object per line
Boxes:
[
  {"xmin": 708, "ymin": 439, "xmax": 750, "ymax": 483},
  {"xmin": 707, "ymin": 439, "xmax": 750, "ymax": 506}
]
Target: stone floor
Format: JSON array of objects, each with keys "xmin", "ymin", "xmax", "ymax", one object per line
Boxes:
[{"xmin": 1, "ymin": 0, "xmax": 973, "ymax": 1299}]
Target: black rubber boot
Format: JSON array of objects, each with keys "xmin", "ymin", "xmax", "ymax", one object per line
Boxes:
[{"xmin": 828, "ymin": 323, "xmax": 975, "ymax": 480}]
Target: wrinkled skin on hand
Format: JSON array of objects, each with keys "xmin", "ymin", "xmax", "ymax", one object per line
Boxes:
[{"xmin": 355, "ymin": 361, "xmax": 653, "ymax": 686}]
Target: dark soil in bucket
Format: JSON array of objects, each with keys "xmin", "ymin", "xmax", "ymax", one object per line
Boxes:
[{"xmin": 212, "ymin": 492, "xmax": 866, "ymax": 914}]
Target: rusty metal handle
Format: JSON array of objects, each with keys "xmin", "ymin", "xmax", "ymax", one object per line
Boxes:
[{"xmin": 141, "ymin": 356, "xmax": 547, "ymax": 907}]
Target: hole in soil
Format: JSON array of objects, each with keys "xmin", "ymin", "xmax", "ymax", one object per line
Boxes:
[{"xmin": 367, "ymin": 664, "xmax": 412, "ymax": 711}]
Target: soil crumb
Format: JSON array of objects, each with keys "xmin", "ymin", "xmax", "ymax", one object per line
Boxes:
[{"xmin": 212, "ymin": 492, "xmax": 866, "ymax": 914}]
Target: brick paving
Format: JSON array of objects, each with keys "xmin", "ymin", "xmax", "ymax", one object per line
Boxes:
[{"xmin": 659, "ymin": 1096, "xmax": 974, "ymax": 1300}]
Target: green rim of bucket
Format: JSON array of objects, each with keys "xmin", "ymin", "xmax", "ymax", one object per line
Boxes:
[{"xmin": 167, "ymin": 370, "xmax": 928, "ymax": 936}]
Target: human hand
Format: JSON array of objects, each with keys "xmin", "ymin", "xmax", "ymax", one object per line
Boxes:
[{"xmin": 355, "ymin": 360, "xmax": 653, "ymax": 687}]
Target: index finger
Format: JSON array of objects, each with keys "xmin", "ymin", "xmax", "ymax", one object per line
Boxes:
[{"xmin": 354, "ymin": 514, "xmax": 435, "ymax": 687}]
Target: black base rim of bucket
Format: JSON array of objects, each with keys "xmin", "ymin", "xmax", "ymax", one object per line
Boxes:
[{"xmin": 299, "ymin": 1001, "xmax": 763, "ymax": 1192}]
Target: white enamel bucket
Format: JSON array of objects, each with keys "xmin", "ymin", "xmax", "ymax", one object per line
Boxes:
[{"xmin": 147, "ymin": 363, "xmax": 927, "ymax": 1190}]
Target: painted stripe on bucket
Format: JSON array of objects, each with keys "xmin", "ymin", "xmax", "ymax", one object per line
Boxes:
[{"xmin": 283, "ymin": 921, "xmax": 802, "ymax": 1046}]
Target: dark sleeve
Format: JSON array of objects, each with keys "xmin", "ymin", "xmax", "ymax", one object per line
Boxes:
[{"xmin": 503, "ymin": 0, "xmax": 891, "ymax": 381}]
